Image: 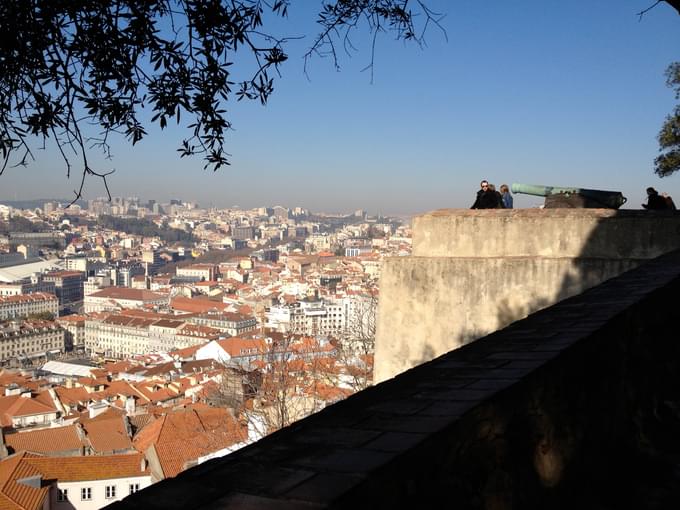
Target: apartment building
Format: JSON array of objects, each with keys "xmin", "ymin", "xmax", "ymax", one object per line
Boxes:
[
  {"xmin": 175, "ymin": 263, "xmax": 218, "ymax": 282},
  {"xmin": 0, "ymin": 389, "xmax": 60, "ymax": 428},
  {"xmin": 86, "ymin": 313, "xmax": 221, "ymax": 358},
  {"xmin": 85, "ymin": 314, "xmax": 155, "ymax": 358},
  {"xmin": 266, "ymin": 299, "xmax": 346, "ymax": 337},
  {"xmin": 149, "ymin": 320, "xmax": 222, "ymax": 352},
  {"xmin": 141, "ymin": 249, "xmax": 163, "ymax": 275},
  {"xmin": 43, "ymin": 271, "xmax": 86, "ymax": 310},
  {"xmin": 84, "ymin": 287, "xmax": 168, "ymax": 313},
  {"xmin": 0, "ymin": 320, "xmax": 65, "ymax": 363},
  {"xmin": 0, "ymin": 452, "xmax": 151, "ymax": 510},
  {"xmin": 0, "ymin": 293, "xmax": 59, "ymax": 320},
  {"xmin": 188, "ymin": 311, "xmax": 257, "ymax": 337},
  {"xmin": 0, "ymin": 276, "xmax": 56, "ymax": 296},
  {"xmin": 56, "ymin": 315, "xmax": 86, "ymax": 351},
  {"xmin": 231, "ymin": 225, "xmax": 254, "ymax": 240}
]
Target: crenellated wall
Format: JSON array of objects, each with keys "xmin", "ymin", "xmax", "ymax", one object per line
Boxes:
[
  {"xmin": 108, "ymin": 249, "xmax": 680, "ymax": 510},
  {"xmin": 374, "ymin": 209, "xmax": 680, "ymax": 383}
]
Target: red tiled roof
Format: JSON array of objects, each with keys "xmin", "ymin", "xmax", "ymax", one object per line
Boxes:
[
  {"xmin": 170, "ymin": 296, "xmax": 229, "ymax": 314},
  {"xmin": 212, "ymin": 337, "xmax": 267, "ymax": 358},
  {"xmin": 0, "ymin": 453, "xmax": 47, "ymax": 510},
  {"xmin": 24, "ymin": 453, "xmax": 148, "ymax": 481},
  {"xmin": 169, "ymin": 344, "xmax": 204, "ymax": 360},
  {"xmin": 129, "ymin": 414, "xmax": 156, "ymax": 436},
  {"xmin": 81, "ymin": 415, "xmax": 133, "ymax": 453},
  {"xmin": 132, "ymin": 407, "xmax": 246, "ymax": 478},
  {"xmin": 131, "ymin": 382, "xmax": 179, "ymax": 404},
  {"xmin": 54, "ymin": 386, "xmax": 91, "ymax": 408},
  {"xmin": 44, "ymin": 270, "xmax": 83, "ymax": 278},
  {"xmin": 0, "ymin": 393, "xmax": 57, "ymax": 428},
  {"xmin": 89, "ymin": 287, "xmax": 167, "ymax": 301},
  {"xmin": 4, "ymin": 425, "xmax": 83, "ymax": 455},
  {"xmin": 0, "ymin": 293, "xmax": 57, "ymax": 305}
]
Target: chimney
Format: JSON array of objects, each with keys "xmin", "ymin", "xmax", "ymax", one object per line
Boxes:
[{"xmin": 125, "ymin": 396, "xmax": 136, "ymax": 414}]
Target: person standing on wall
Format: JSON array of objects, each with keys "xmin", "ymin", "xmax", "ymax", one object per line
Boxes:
[
  {"xmin": 661, "ymin": 192, "xmax": 677, "ymax": 210},
  {"xmin": 471, "ymin": 180, "xmax": 500, "ymax": 209},
  {"xmin": 500, "ymin": 184, "xmax": 513, "ymax": 209},
  {"xmin": 642, "ymin": 187, "xmax": 669, "ymax": 210}
]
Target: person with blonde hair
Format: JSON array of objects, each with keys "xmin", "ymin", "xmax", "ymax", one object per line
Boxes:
[{"xmin": 500, "ymin": 184, "xmax": 513, "ymax": 209}]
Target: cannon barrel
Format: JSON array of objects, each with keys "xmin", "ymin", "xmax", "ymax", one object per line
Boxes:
[{"xmin": 510, "ymin": 183, "xmax": 627, "ymax": 209}]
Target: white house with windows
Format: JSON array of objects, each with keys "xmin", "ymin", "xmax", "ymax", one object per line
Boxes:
[
  {"xmin": 49, "ymin": 455, "xmax": 152, "ymax": 510},
  {"xmin": 0, "ymin": 452, "xmax": 152, "ymax": 510}
]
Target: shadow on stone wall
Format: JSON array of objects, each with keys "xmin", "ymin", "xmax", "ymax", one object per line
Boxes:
[{"xmin": 483, "ymin": 209, "xmax": 680, "ymax": 509}]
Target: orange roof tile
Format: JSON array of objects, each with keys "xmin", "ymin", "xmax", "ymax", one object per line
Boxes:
[
  {"xmin": 24, "ymin": 453, "xmax": 148, "ymax": 482},
  {"xmin": 81, "ymin": 415, "xmax": 133, "ymax": 453},
  {"xmin": 0, "ymin": 453, "xmax": 48, "ymax": 510},
  {"xmin": 54, "ymin": 386, "xmax": 91, "ymax": 408},
  {"xmin": 169, "ymin": 343, "xmax": 204, "ymax": 360},
  {"xmin": 4, "ymin": 425, "xmax": 83, "ymax": 455},
  {"xmin": 170, "ymin": 296, "xmax": 229, "ymax": 314},
  {"xmin": 89, "ymin": 287, "xmax": 167, "ymax": 301},
  {"xmin": 133, "ymin": 407, "xmax": 246, "ymax": 478},
  {"xmin": 0, "ymin": 394, "xmax": 57, "ymax": 428},
  {"xmin": 213, "ymin": 337, "xmax": 267, "ymax": 358}
]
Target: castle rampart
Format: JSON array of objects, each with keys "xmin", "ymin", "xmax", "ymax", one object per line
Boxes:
[{"xmin": 375, "ymin": 209, "xmax": 680, "ymax": 382}]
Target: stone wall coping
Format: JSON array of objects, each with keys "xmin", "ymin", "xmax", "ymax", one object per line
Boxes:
[
  {"xmin": 108, "ymin": 249, "xmax": 680, "ymax": 510},
  {"xmin": 423, "ymin": 208, "xmax": 679, "ymax": 218}
]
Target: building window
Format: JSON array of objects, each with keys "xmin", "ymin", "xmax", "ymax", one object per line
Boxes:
[
  {"xmin": 105, "ymin": 485, "xmax": 117, "ymax": 498},
  {"xmin": 57, "ymin": 488, "xmax": 68, "ymax": 502},
  {"xmin": 129, "ymin": 483, "xmax": 140, "ymax": 494},
  {"xmin": 81, "ymin": 487, "xmax": 92, "ymax": 501}
]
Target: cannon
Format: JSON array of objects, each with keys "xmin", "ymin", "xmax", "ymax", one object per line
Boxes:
[{"xmin": 510, "ymin": 183, "xmax": 627, "ymax": 209}]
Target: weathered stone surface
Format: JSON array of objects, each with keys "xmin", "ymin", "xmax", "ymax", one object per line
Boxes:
[
  {"xmin": 412, "ymin": 209, "xmax": 680, "ymax": 258},
  {"xmin": 107, "ymin": 250, "xmax": 680, "ymax": 510},
  {"xmin": 375, "ymin": 209, "xmax": 680, "ymax": 382}
]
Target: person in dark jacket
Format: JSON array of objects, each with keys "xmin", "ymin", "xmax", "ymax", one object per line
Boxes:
[
  {"xmin": 488, "ymin": 184, "xmax": 505, "ymax": 208},
  {"xmin": 471, "ymin": 180, "xmax": 501, "ymax": 209},
  {"xmin": 662, "ymin": 192, "xmax": 677, "ymax": 210},
  {"xmin": 642, "ymin": 187, "xmax": 669, "ymax": 210}
]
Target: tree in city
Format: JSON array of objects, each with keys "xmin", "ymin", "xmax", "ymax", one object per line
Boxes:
[
  {"xmin": 655, "ymin": 62, "xmax": 680, "ymax": 177},
  {"xmin": 336, "ymin": 292, "xmax": 377, "ymax": 391},
  {"xmin": 204, "ymin": 333, "xmax": 326, "ymax": 437},
  {"xmin": 0, "ymin": 1, "xmax": 443, "ymax": 200}
]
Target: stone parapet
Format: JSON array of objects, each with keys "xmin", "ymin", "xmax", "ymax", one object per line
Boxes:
[
  {"xmin": 375, "ymin": 209, "xmax": 680, "ymax": 382},
  {"xmin": 413, "ymin": 209, "xmax": 680, "ymax": 258},
  {"xmin": 106, "ymin": 250, "xmax": 680, "ymax": 510}
]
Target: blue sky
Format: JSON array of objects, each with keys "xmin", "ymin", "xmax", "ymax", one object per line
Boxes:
[{"xmin": 1, "ymin": 1, "xmax": 679, "ymax": 215}]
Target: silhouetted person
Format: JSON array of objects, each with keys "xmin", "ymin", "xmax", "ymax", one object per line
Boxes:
[
  {"xmin": 662, "ymin": 192, "xmax": 677, "ymax": 210},
  {"xmin": 471, "ymin": 180, "xmax": 501, "ymax": 209},
  {"xmin": 642, "ymin": 187, "xmax": 669, "ymax": 210}
]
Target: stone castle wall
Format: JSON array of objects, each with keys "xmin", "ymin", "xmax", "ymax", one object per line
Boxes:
[{"xmin": 375, "ymin": 209, "xmax": 680, "ymax": 382}]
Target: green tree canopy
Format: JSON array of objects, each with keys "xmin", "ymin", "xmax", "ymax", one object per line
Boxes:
[
  {"xmin": 655, "ymin": 62, "xmax": 680, "ymax": 177},
  {"xmin": 98, "ymin": 214, "xmax": 193, "ymax": 242}
]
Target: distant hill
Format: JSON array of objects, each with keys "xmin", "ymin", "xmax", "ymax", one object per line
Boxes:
[{"xmin": 0, "ymin": 199, "xmax": 87, "ymax": 210}]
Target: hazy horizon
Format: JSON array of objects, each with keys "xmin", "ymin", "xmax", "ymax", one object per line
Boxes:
[{"xmin": 1, "ymin": 1, "xmax": 679, "ymax": 215}]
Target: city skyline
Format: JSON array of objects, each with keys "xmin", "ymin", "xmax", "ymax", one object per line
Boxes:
[{"xmin": 1, "ymin": 1, "xmax": 679, "ymax": 214}]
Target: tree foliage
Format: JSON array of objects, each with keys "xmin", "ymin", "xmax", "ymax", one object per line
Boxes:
[
  {"xmin": 0, "ymin": 216, "xmax": 50, "ymax": 234},
  {"xmin": 97, "ymin": 214, "xmax": 193, "ymax": 242},
  {"xmin": 655, "ymin": 62, "xmax": 680, "ymax": 177},
  {"xmin": 0, "ymin": 1, "xmax": 442, "ymax": 200}
]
